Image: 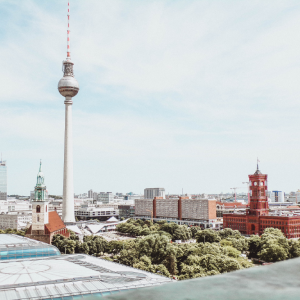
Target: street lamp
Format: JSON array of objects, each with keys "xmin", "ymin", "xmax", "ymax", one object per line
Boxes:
[{"xmin": 146, "ymin": 209, "xmax": 153, "ymax": 223}]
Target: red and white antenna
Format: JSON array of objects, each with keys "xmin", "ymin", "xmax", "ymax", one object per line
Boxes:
[{"xmin": 67, "ymin": 0, "xmax": 71, "ymax": 59}]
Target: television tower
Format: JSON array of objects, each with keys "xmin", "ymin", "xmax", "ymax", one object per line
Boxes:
[{"xmin": 58, "ymin": 0, "xmax": 79, "ymax": 224}]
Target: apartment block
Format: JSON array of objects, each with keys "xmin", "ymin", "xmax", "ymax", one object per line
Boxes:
[{"xmin": 135, "ymin": 197, "xmax": 216, "ymax": 222}]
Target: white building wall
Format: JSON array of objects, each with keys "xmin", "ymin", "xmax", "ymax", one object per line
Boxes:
[
  {"xmin": 144, "ymin": 188, "xmax": 165, "ymax": 199},
  {"xmin": 270, "ymin": 191, "xmax": 284, "ymax": 203},
  {"xmin": 0, "ymin": 213, "xmax": 32, "ymax": 230},
  {"xmin": 32, "ymin": 201, "xmax": 49, "ymax": 231}
]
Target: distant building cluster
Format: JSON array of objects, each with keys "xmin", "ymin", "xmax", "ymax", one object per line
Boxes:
[
  {"xmin": 2, "ymin": 156, "xmax": 300, "ymax": 240},
  {"xmin": 223, "ymin": 167, "xmax": 300, "ymax": 238}
]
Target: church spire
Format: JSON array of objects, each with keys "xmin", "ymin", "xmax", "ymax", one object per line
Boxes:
[
  {"xmin": 36, "ymin": 160, "xmax": 45, "ymax": 186},
  {"xmin": 34, "ymin": 161, "xmax": 46, "ymax": 201}
]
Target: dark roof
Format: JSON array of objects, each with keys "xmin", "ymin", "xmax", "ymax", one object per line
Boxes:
[
  {"xmin": 254, "ymin": 169, "xmax": 262, "ymax": 175},
  {"xmin": 45, "ymin": 211, "xmax": 66, "ymax": 233}
]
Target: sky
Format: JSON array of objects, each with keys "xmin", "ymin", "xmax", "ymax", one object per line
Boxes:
[{"xmin": 1, "ymin": 0, "xmax": 300, "ymax": 196}]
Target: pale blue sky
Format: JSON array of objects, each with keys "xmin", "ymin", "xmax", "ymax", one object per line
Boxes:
[{"xmin": 1, "ymin": 0, "xmax": 300, "ymax": 195}]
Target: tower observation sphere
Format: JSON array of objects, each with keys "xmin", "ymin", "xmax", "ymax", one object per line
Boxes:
[
  {"xmin": 58, "ymin": 0, "xmax": 78, "ymax": 224},
  {"xmin": 58, "ymin": 60, "xmax": 79, "ymax": 97}
]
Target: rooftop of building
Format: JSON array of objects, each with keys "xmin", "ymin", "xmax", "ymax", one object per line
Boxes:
[
  {"xmin": 216, "ymin": 201, "xmax": 248, "ymax": 208},
  {"xmin": 102, "ymin": 257, "xmax": 300, "ymax": 300},
  {"xmin": 45, "ymin": 211, "xmax": 66, "ymax": 233},
  {"xmin": 0, "ymin": 254, "xmax": 172, "ymax": 299}
]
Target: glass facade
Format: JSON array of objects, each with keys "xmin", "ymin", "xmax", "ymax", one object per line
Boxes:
[
  {"xmin": 0, "ymin": 234, "xmax": 60, "ymax": 260},
  {"xmin": 0, "ymin": 160, "xmax": 7, "ymax": 200}
]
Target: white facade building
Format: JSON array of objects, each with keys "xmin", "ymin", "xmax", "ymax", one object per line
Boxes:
[
  {"xmin": 0, "ymin": 212, "xmax": 32, "ymax": 230},
  {"xmin": 97, "ymin": 192, "xmax": 114, "ymax": 204},
  {"xmin": 144, "ymin": 188, "xmax": 165, "ymax": 199},
  {"xmin": 270, "ymin": 191, "xmax": 284, "ymax": 203},
  {"xmin": 75, "ymin": 204, "xmax": 118, "ymax": 219},
  {"xmin": 0, "ymin": 199, "xmax": 32, "ymax": 214}
]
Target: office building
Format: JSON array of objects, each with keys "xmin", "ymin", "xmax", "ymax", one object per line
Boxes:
[
  {"xmin": 270, "ymin": 191, "xmax": 284, "ymax": 203},
  {"xmin": 144, "ymin": 188, "xmax": 165, "ymax": 199},
  {"xmin": 223, "ymin": 166, "xmax": 300, "ymax": 238},
  {"xmin": 88, "ymin": 189, "xmax": 93, "ymax": 198},
  {"xmin": 135, "ymin": 197, "xmax": 218, "ymax": 228},
  {"xmin": 75, "ymin": 204, "xmax": 118, "ymax": 221},
  {"xmin": 118, "ymin": 204, "xmax": 135, "ymax": 219},
  {"xmin": 97, "ymin": 192, "xmax": 114, "ymax": 204},
  {"xmin": 0, "ymin": 160, "xmax": 7, "ymax": 200},
  {"xmin": 0, "ymin": 212, "xmax": 32, "ymax": 230}
]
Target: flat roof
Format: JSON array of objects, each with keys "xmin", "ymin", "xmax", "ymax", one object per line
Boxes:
[
  {"xmin": 0, "ymin": 234, "xmax": 50, "ymax": 247},
  {"xmin": 0, "ymin": 254, "xmax": 172, "ymax": 299}
]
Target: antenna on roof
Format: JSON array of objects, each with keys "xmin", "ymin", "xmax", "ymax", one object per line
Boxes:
[
  {"xmin": 67, "ymin": 0, "xmax": 71, "ymax": 59},
  {"xmin": 257, "ymin": 157, "xmax": 260, "ymax": 170}
]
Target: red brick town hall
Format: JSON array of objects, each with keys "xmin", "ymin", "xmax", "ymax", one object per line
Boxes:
[{"xmin": 223, "ymin": 166, "xmax": 300, "ymax": 238}]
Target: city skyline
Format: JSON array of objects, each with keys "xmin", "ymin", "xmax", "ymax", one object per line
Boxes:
[{"xmin": 1, "ymin": 1, "xmax": 300, "ymax": 195}]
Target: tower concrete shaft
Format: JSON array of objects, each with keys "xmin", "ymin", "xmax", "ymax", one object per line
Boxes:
[
  {"xmin": 58, "ymin": 0, "xmax": 79, "ymax": 224},
  {"xmin": 62, "ymin": 97, "xmax": 75, "ymax": 223}
]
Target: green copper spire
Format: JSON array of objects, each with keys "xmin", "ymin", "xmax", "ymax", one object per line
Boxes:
[{"xmin": 34, "ymin": 160, "xmax": 46, "ymax": 201}]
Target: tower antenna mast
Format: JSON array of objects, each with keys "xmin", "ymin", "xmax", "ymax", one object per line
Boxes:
[{"xmin": 67, "ymin": 0, "xmax": 71, "ymax": 59}]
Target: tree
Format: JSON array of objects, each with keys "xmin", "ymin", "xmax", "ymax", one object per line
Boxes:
[
  {"xmin": 137, "ymin": 234, "xmax": 176, "ymax": 265},
  {"xmin": 52, "ymin": 234, "xmax": 66, "ymax": 253},
  {"xmin": 198, "ymin": 254, "xmax": 242, "ymax": 273},
  {"xmin": 78, "ymin": 242, "xmax": 90, "ymax": 254},
  {"xmin": 178, "ymin": 263, "xmax": 206, "ymax": 280},
  {"xmin": 258, "ymin": 239, "xmax": 289, "ymax": 262},
  {"xmin": 190, "ymin": 226, "xmax": 200, "ymax": 238},
  {"xmin": 172, "ymin": 225, "xmax": 192, "ymax": 241},
  {"xmin": 195, "ymin": 229, "xmax": 221, "ymax": 243},
  {"xmin": 69, "ymin": 231, "xmax": 79, "ymax": 241},
  {"xmin": 64, "ymin": 239, "xmax": 76, "ymax": 254},
  {"xmin": 219, "ymin": 228, "xmax": 242, "ymax": 239},
  {"xmin": 248, "ymin": 235, "xmax": 262, "ymax": 259},
  {"xmin": 133, "ymin": 256, "xmax": 170, "ymax": 277},
  {"xmin": 261, "ymin": 228, "xmax": 284, "ymax": 240},
  {"xmin": 289, "ymin": 239, "xmax": 300, "ymax": 258},
  {"xmin": 140, "ymin": 227, "xmax": 151, "ymax": 236},
  {"xmin": 160, "ymin": 223, "xmax": 179, "ymax": 236},
  {"xmin": 105, "ymin": 241, "xmax": 124, "ymax": 255},
  {"xmin": 224, "ymin": 246, "xmax": 241, "ymax": 258},
  {"xmin": 226, "ymin": 237, "xmax": 248, "ymax": 252}
]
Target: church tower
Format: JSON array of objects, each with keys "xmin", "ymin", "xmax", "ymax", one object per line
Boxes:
[
  {"xmin": 31, "ymin": 161, "xmax": 49, "ymax": 233},
  {"xmin": 26, "ymin": 161, "xmax": 69, "ymax": 244}
]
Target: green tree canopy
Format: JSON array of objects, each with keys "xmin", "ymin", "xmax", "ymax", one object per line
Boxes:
[{"xmin": 195, "ymin": 229, "xmax": 221, "ymax": 243}]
